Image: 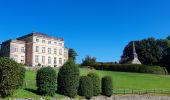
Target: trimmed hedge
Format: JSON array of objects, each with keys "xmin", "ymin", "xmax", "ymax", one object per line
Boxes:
[
  {"xmin": 0, "ymin": 57, "xmax": 25, "ymax": 98},
  {"xmin": 57, "ymin": 59, "xmax": 80, "ymax": 98},
  {"xmin": 36, "ymin": 67, "xmax": 57, "ymax": 96},
  {"xmin": 78, "ymin": 76, "xmax": 93, "ymax": 99},
  {"xmin": 102, "ymin": 76, "xmax": 113, "ymax": 97},
  {"xmin": 90, "ymin": 63, "xmax": 167, "ymax": 74},
  {"xmin": 87, "ymin": 72, "xmax": 101, "ymax": 96}
]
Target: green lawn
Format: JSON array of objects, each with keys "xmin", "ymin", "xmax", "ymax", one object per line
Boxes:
[{"xmin": 9, "ymin": 68, "xmax": 170, "ymax": 99}]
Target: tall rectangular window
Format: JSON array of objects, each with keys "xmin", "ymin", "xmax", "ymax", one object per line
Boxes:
[
  {"xmin": 48, "ymin": 41, "xmax": 51, "ymax": 44},
  {"xmin": 21, "ymin": 56, "xmax": 25, "ymax": 63},
  {"xmin": 48, "ymin": 56, "xmax": 51, "ymax": 64},
  {"xmin": 21, "ymin": 47, "xmax": 25, "ymax": 53},
  {"xmin": 59, "ymin": 58, "xmax": 62, "ymax": 65},
  {"xmin": 54, "ymin": 49, "xmax": 57, "ymax": 54},
  {"xmin": 42, "ymin": 56, "xmax": 45, "ymax": 64},
  {"xmin": 36, "ymin": 38, "xmax": 39, "ymax": 42},
  {"xmin": 13, "ymin": 55, "xmax": 18, "ymax": 62},
  {"xmin": 14, "ymin": 47, "xmax": 18, "ymax": 52},
  {"xmin": 42, "ymin": 40, "xmax": 45, "ymax": 43},
  {"xmin": 48, "ymin": 48, "xmax": 51, "ymax": 54},
  {"xmin": 64, "ymin": 52, "xmax": 67, "ymax": 57},
  {"xmin": 42, "ymin": 47, "xmax": 45, "ymax": 53},
  {"xmin": 54, "ymin": 57, "xmax": 57, "ymax": 64},
  {"xmin": 59, "ymin": 49, "xmax": 62, "ymax": 55},
  {"xmin": 35, "ymin": 55, "xmax": 39, "ymax": 63},
  {"xmin": 36, "ymin": 46, "xmax": 39, "ymax": 52}
]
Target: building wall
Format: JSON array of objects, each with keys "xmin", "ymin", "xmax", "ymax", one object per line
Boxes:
[
  {"xmin": 10, "ymin": 41, "xmax": 25, "ymax": 63},
  {"xmin": 1, "ymin": 33, "xmax": 68, "ymax": 67},
  {"xmin": 31, "ymin": 35, "xmax": 68, "ymax": 67}
]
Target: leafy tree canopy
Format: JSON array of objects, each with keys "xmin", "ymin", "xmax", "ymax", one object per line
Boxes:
[
  {"xmin": 121, "ymin": 37, "xmax": 169, "ymax": 65},
  {"xmin": 68, "ymin": 48, "xmax": 78, "ymax": 61}
]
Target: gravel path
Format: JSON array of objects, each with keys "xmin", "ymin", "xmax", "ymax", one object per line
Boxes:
[{"xmin": 10, "ymin": 95, "xmax": 170, "ymax": 100}]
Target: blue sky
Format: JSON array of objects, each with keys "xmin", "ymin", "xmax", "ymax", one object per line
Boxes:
[{"xmin": 0, "ymin": 0, "xmax": 170, "ymax": 63}]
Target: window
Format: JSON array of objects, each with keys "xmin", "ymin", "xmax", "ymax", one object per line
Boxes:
[
  {"xmin": 35, "ymin": 55, "xmax": 39, "ymax": 63},
  {"xmin": 13, "ymin": 55, "xmax": 18, "ymax": 62},
  {"xmin": 48, "ymin": 48, "xmax": 51, "ymax": 54},
  {"xmin": 14, "ymin": 47, "xmax": 18, "ymax": 52},
  {"xmin": 36, "ymin": 38, "xmax": 39, "ymax": 42},
  {"xmin": 48, "ymin": 41, "xmax": 51, "ymax": 44},
  {"xmin": 35, "ymin": 46, "xmax": 39, "ymax": 52},
  {"xmin": 42, "ymin": 47, "xmax": 45, "ymax": 53},
  {"xmin": 21, "ymin": 56, "xmax": 25, "ymax": 63},
  {"xmin": 48, "ymin": 56, "xmax": 51, "ymax": 64},
  {"xmin": 64, "ymin": 52, "xmax": 67, "ymax": 57},
  {"xmin": 42, "ymin": 40, "xmax": 45, "ymax": 43},
  {"xmin": 42, "ymin": 56, "xmax": 45, "ymax": 64},
  {"xmin": 54, "ymin": 42, "xmax": 57, "ymax": 45},
  {"xmin": 59, "ymin": 58, "xmax": 62, "ymax": 65},
  {"xmin": 54, "ymin": 57, "xmax": 57, "ymax": 64},
  {"xmin": 59, "ymin": 43, "xmax": 62, "ymax": 46},
  {"xmin": 54, "ymin": 49, "xmax": 57, "ymax": 54},
  {"xmin": 21, "ymin": 47, "xmax": 25, "ymax": 53},
  {"xmin": 59, "ymin": 49, "xmax": 62, "ymax": 55}
]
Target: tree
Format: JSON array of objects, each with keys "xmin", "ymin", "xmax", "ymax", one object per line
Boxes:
[
  {"xmin": 57, "ymin": 59, "xmax": 80, "ymax": 98},
  {"xmin": 0, "ymin": 57, "xmax": 25, "ymax": 98},
  {"xmin": 102, "ymin": 76, "xmax": 113, "ymax": 97},
  {"xmin": 78, "ymin": 76, "xmax": 93, "ymax": 99},
  {"xmin": 159, "ymin": 47, "xmax": 170, "ymax": 72},
  {"xmin": 167, "ymin": 36, "xmax": 170, "ymax": 40},
  {"xmin": 121, "ymin": 38, "xmax": 169, "ymax": 65},
  {"xmin": 36, "ymin": 67, "xmax": 57, "ymax": 96},
  {"xmin": 81, "ymin": 55, "xmax": 96, "ymax": 66},
  {"xmin": 87, "ymin": 72, "xmax": 101, "ymax": 96},
  {"xmin": 68, "ymin": 48, "xmax": 78, "ymax": 61}
]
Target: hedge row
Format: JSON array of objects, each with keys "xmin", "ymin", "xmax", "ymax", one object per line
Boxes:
[
  {"xmin": 90, "ymin": 64, "xmax": 167, "ymax": 75},
  {"xmin": 78, "ymin": 73, "xmax": 113, "ymax": 99}
]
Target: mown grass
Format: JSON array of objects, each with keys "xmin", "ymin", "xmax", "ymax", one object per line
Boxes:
[{"xmin": 7, "ymin": 68, "xmax": 170, "ymax": 99}]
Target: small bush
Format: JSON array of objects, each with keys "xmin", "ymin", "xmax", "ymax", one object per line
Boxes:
[
  {"xmin": 78, "ymin": 76, "xmax": 93, "ymax": 99},
  {"xmin": 102, "ymin": 76, "xmax": 113, "ymax": 97},
  {"xmin": 87, "ymin": 72, "xmax": 101, "ymax": 96},
  {"xmin": 90, "ymin": 63, "xmax": 167, "ymax": 74},
  {"xmin": 57, "ymin": 59, "xmax": 80, "ymax": 98},
  {"xmin": 36, "ymin": 67, "xmax": 57, "ymax": 96},
  {"xmin": 0, "ymin": 57, "xmax": 22, "ymax": 98}
]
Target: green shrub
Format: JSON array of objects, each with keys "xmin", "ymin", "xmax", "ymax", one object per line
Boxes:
[
  {"xmin": 36, "ymin": 67, "xmax": 57, "ymax": 96},
  {"xmin": 90, "ymin": 63, "xmax": 166, "ymax": 74},
  {"xmin": 57, "ymin": 59, "xmax": 80, "ymax": 98},
  {"xmin": 78, "ymin": 76, "xmax": 93, "ymax": 99},
  {"xmin": 0, "ymin": 57, "xmax": 22, "ymax": 97},
  {"xmin": 102, "ymin": 76, "xmax": 113, "ymax": 97},
  {"xmin": 87, "ymin": 72, "xmax": 101, "ymax": 96},
  {"xmin": 18, "ymin": 63, "xmax": 26, "ymax": 88}
]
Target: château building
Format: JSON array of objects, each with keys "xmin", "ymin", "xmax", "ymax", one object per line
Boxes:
[{"xmin": 0, "ymin": 32, "xmax": 68, "ymax": 67}]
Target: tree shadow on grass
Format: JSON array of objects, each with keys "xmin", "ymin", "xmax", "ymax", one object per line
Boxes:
[{"xmin": 24, "ymin": 88, "xmax": 38, "ymax": 95}]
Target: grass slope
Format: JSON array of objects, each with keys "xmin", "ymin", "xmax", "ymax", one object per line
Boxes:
[{"xmin": 9, "ymin": 68, "xmax": 170, "ymax": 99}]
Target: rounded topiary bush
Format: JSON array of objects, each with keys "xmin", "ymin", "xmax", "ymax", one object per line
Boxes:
[
  {"xmin": 102, "ymin": 76, "xmax": 113, "ymax": 97},
  {"xmin": 36, "ymin": 67, "xmax": 57, "ymax": 96},
  {"xmin": 78, "ymin": 76, "xmax": 93, "ymax": 99},
  {"xmin": 57, "ymin": 59, "xmax": 80, "ymax": 98},
  {"xmin": 0, "ymin": 57, "xmax": 23, "ymax": 98},
  {"xmin": 87, "ymin": 72, "xmax": 101, "ymax": 96}
]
